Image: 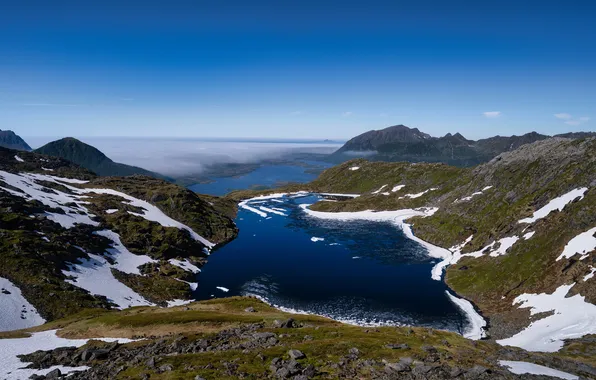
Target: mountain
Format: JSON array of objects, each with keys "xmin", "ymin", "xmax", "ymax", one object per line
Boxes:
[
  {"xmin": 34, "ymin": 137, "xmax": 170, "ymax": 179},
  {"xmin": 0, "ymin": 129, "xmax": 32, "ymax": 151},
  {"xmin": 331, "ymin": 124, "xmax": 585, "ymax": 166},
  {"xmin": 0, "ymin": 146, "xmax": 237, "ymax": 322}
]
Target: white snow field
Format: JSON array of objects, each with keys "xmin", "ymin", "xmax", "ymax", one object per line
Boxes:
[
  {"xmin": 497, "ymin": 283, "xmax": 596, "ymax": 352},
  {"xmin": 518, "ymin": 188, "xmax": 588, "ymax": 224},
  {"xmin": 398, "ymin": 187, "xmax": 438, "ymax": 199},
  {"xmin": 556, "ymin": 227, "xmax": 596, "ymax": 261},
  {"xmin": 391, "ymin": 184, "xmax": 405, "ymax": 192},
  {"xmin": 0, "ymin": 330, "xmax": 134, "ymax": 379},
  {"xmin": 0, "ymin": 277, "xmax": 45, "ymax": 332},
  {"xmin": 62, "ymin": 233, "xmax": 155, "ymax": 309},
  {"xmin": 14, "ymin": 155, "xmax": 24, "ymax": 162},
  {"xmin": 499, "ymin": 361, "xmax": 578, "ymax": 380}
]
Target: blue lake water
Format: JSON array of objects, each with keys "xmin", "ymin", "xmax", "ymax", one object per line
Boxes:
[
  {"xmin": 188, "ymin": 162, "xmax": 332, "ymax": 196},
  {"xmin": 194, "ymin": 194, "xmax": 470, "ymax": 333}
]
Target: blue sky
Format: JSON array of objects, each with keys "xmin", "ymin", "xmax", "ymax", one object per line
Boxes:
[{"xmin": 1, "ymin": 0, "xmax": 594, "ymax": 140}]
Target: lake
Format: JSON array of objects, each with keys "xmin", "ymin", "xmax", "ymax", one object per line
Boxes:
[{"xmin": 193, "ymin": 193, "xmax": 471, "ymax": 334}]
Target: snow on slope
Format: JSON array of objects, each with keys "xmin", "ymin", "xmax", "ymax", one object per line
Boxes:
[
  {"xmin": 63, "ymin": 235, "xmax": 155, "ymax": 309},
  {"xmin": 446, "ymin": 291, "xmax": 486, "ymax": 340},
  {"xmin": 398, "ymin": 188, "xmax": 437, "ymax": 199},
  {"xmin": 497, "ymin": 283, "xmax": 596, "ymax": 352},
  {"xmin": 519, "ymin": 188, "xmax": 588, "ymax": 224},
  {"xmin": 455, "ymin": 185, "xmax": 492, "ymax": 202},
  {"xmin": 556, "ymin": 227, "xmax": 596, "ymax": 261},
  {"xmin": 499, "ymin": 361, "xmax": 578, "ymax": 380},
  {"xmin": 391, "ymin": 184, "xmax": 405, "ymax": 192},
  {"xmin": 371, "ymin": 184, "xmax": 388, "ymax": 194},
  {"xmin": 84, "ymin": 188, "xmax": 215, "ymax": 249},
  {"xmin": 169, "ymin": 259, "xmax": 201, "ymax": 274},
  {"xmin": 0, "ymin": 277, "xmax": 45, "ymax": 332},
  {"xmin": 0, "ymin": 330, "xmax": 134, "ymax": 380},
  {"xmin": 13, "ymin": 155, "xmax": 24, "ymax": 162}
]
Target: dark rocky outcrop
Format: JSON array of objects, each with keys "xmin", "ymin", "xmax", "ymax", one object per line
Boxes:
[{"xmin": 0, "ymin": 129, "xmax": 32, "ymax": 151}]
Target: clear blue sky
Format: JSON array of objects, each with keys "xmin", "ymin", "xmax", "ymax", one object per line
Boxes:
[{"xmin": 1, "ymin": 0, "xmax": 594, "ymax": 139}]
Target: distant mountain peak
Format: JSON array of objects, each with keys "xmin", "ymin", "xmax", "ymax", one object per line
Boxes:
[{"xmin": 0, "ymin": 129, "xmax": 32, "ymax": 151}]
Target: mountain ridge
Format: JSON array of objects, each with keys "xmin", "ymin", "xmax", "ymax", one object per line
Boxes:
[{"xmin": 332, "ymin": 124, "xmax": 595, "ymax": 166}]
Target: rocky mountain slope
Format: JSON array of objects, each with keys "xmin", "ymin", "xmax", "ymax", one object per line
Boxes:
[
  {"xmin": 35, "ymin": 137, "xmax": 171, "ymax": 180},
  {"xmin": 0, "ymin": 146, "xmax": 237, "ymax": 324},
  {"xmin": 230, "ymin": 137, "xmax": 595, "ymax": 364},
  {"xmin": 0, "ymin": 129, "xmax": 32, "ymax": 151},
  {"xmin": 330, "ymin": 124, "xmax": 595, "ymax": 167}
]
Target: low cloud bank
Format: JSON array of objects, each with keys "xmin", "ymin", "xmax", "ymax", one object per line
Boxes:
[{"xmin": 27, "ymin": 137, "xmax": 341, "ymax": 176}]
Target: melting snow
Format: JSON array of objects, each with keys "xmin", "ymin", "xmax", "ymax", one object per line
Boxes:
[
  {"xmin": 497, "ymin": 283, "xmax": 596, "ymax": 352},
  {"xmin": 13, "ymin": 155, "xmax": 24, "ymax": 163},
  {"xmin": 523, "ymin": 231, "xmax": 536, "ymax": 240},
  {"xmin": 62, "ymin": 231, "xmax": 156, "ymax": 309},
  {"xmin": 168, "ymin": 259, "xmax": 201, "ymax": 274},
  {"xmin": 41, "ymin": 167, "xmax": 54, "ymax": 171},
  {"xmin": 556, "ymin": 227, "xmax": 596, "ymax": 261},
  {"xmin": 456, "ymin": 185, "xmax": 492, "ymax": 202},
  {"xmin": 399, "ymin": 188, "xmax": 437, "ymax": 199},
  {"xmin": 0, "ymin": 277, "xmax": 45, "ymax": 332},
  {"xmin": 0, "ymin": 330, "xmax": 134, "ymax": 380},
  {"xmin": 105, "ymin": 209, "xmax": 118, "ymax": 214},
  {"xmin": 488, "ymin": 236, "xmax": 519, "ymax": 257},
  {"xmin": 519, "ymin": 188, "xmax": 588, "ymax": 224},
  {"xmin": 166, "ymin": 299, "xmax": 194, "ymax": 307},
  {"xmin": 371, "ymin": 184, "xmax": 388, "ymax": 194},
  {"xmin": 499, "ymin": 361, "xmax": 578, "ymax": 380},
  {"xmin": 446, "ymin": 291, "xmax": 486, "ymax": 340},
  {"xmin": 391, "ymin": 184, "xmax": 405, "ymax": 192},
  {"xmin": 584, "ymin": 266, "xmax": 596, "ymax": 282},
  {"xmin": 349, "ymin": 166, "xmax": 360, "ymax": 171}
]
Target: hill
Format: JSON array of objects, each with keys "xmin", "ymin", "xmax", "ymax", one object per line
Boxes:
[
  {"xmin": 0, "ymin": 129, "xmax": 32, "ymax": 151},
  {"xmin": 34, "ymin": 137, "xmax": 171, "ymax": 180},
  {"xmin": 331, "ymin": 124, "xmax": 593, "ymax": 166}
]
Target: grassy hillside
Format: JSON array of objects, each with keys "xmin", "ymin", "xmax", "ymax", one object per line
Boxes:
[{"xmin": 4, "ymin": 297, "xmax": 593, "ymax": 379}]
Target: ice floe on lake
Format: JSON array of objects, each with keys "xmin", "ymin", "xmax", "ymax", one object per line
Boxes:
[
  {"xmin": 499, "ymin": 360, "xmax": 578, "ymax": 380},
  {"xmin": 497, "ymin": 283, "xmax": 596, "ymax": 352},
  {"xmin": 518, "ymin": 188, "xmax": 588, "ymax": 224},
  {"xmin": 310, "ymin": 237, "xmax": 325, "ymax": 242},
  {"xmin": 0, "ymin": 277, "xmax": 45, "ymax": 332},
  {"xmin": 216, "ymin": 286, "xmax": 230, "ymax": 292},
  {"xmin": 0, "ymin": 330, "xmax": 134, "ymax": 380}
]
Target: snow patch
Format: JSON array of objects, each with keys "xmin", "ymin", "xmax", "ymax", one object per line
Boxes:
[
  {"xmin": 523, "ymin": 231, "xmax": 536, "ymax": 240},
  {"xmin": 399, "ymin": 188, "xmax": 437, "ymax": 199},
  {"xmin": 371, "ymin": 184, "xmax": 388, "ymax": 194},
  {"xmin": 216, "ymin": 286, "xmax": 230, "ymax": 292},
  {"xmin": 488, "ymin": 236, "xmax": 519, "ymax": 257},
  {"xmin": 556, "ymin": 227, "xmax": 596, "ymax": 261},
  {"xmin": 0, "ymin": 277, "xmax": 45, "ymax": 332},
  {"xmin": 446, "ymin": 291, "xmax": 487, "ymax": 340},
  {"xmin": 583, "ymin": 266, "xmax": 596, "ymax": 282},
  {"xmin": 14, "ymin": 155, "xmax": 24, "ymax": 162},
  {"xmin": 167, "ymin": 299, "xmax": 194, "ymax": 307},
  {"xmin": 497, "ymin": 283, "xmax": 596, "ymax": 352},
  {"xmin": 456, "ymin": 185, "xmax": 493, "ymax": 202},
  {"xmin": 519, "ymin": 188, "xmax": 588, "ymax": 224},
  {"xmin": 0, "ymin": 330, "xmax": 134, "ymax": 380},
  {"xmin": 168, "ymin": 259, "xmax": 201, "ymax": 274},
  {"xmin": 105, "ymin": 209, "xmax": 119, "ymax": 214},
  {"xmin": 349, "ymin": 166, "xmax": 360, "ymax": 171},
  {"xmin": 391, "ymin": 184, "xmax": 405, "ymax": 192},
  {"xmin": 499, "ymin": 361, "xmax": 578, "ymax": 380}
]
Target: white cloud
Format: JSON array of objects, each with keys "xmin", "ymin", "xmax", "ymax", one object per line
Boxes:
[
  {"xmin": 555, "ymin": 113, "xmax": 590, "ymax": 126},
  {"xmin": 342, "ymin": 111, "xmax": 353, "ymax": 117},
  {"xmin": 483, "ymin": 111, "xmax": 501, "ymax": 118}
]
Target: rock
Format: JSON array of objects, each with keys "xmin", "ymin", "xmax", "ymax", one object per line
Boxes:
[
  {"xmin": 385, "ymin": 361, "xmax": 410, "ymax": 373},
  {"xmin": 303, "ymin": 335, "xmax": 313, "ymax": 341},
  {"xmin": 280, "ymin": 318, "xmax": 297, "ymax": 328},
  {"xmin": 466, "ymin": 365, "xmax": 488, "ymax": 378},
  {"xmin": 158, "ymin": 364, "xmax": 173, "ymax": 372},
  {"xmin": 449, "ymin": 366, "xmax": 463, "ymax": 377},
  {"xmin": 275, "ymin": 367, "xmax": 291, "ymax": 378},
  {"xmin": 303, "ymin": 364, "xmax": 316, "ymax": 377},
  {"xmin": 194, "ymin": 377, "xmax": 206, "ymax": 380},
  {"xmin": 146, "ymin": 357, "xmax": 156, "ymax": 368},
  {"xmin": 349, "ymin": 347, "xmax": 359, "ymax": 356},
  {"xmin": 386, "ymin": 343, "xmax": 409, "ymax": 350},
  {"xmin": 253, "ymin": 332, "xmax": 276, "ymax": 340},
  {"xmin": 28, "ymin": 375, "xmax": 45, "ymax": 380},
  {"xmin": 412, "ymin": 364, "xmax": 433, "ymax": 376},
  {"xmin": 293, "ymin": 376, "xmax": 308, "ymax": 380},
  {"xmin": 421, "ymin": 345, "xmax": 437, "ymax": 353},
  {"xmin": 45, "ymin": 368, "xmax": 62, "ymax": 379},
  {"xmin": 288, "ymin": 349, "xmax": 306, "ymax": 360},
  {"xmin": 286, "ymin": 358, "xmax": 302, "ymax": 375},
  {"xmin": 244, "ymin": 307, "xmax": 256, "ymax": 312}
]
